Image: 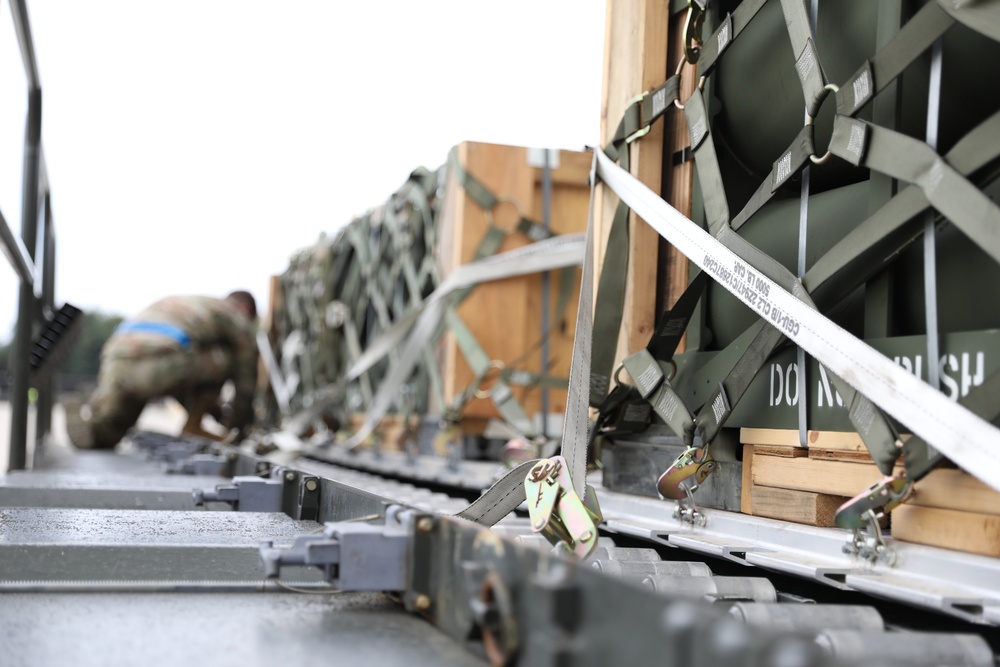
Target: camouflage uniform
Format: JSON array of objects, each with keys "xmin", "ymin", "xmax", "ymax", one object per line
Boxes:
[{"xmin": 86, "ymin": 295, "xmax": 258, "ymax": 447}]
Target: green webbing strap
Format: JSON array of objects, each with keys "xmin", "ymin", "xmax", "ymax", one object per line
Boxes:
[
  {"xmin": 620, "ymin": 271, "xmax": 710, "ymax": 441},
  {"xmin": 516, "ymin": 217, "xmax": 555, "ymax": 242},
  {"xmin": 590, "ymin": 73, "xmax": 684, "ymax": 408},
  {"xmin": 445, "ymin": 308, "xmax": 537, "ymax": 438},
  {"xmin": 731, "ymin": 125, "xmax": 814, "ymax": 231},
  {"xmin": 830, "ymin": 116, "xmax": 1000, "ymax": 266},
  {"xmin": 779, "ymin": 0, "xmax": 829, "ymax": 117},
  {"xmin": 836, "ymin": 1, "xmax": 953, "ymax": 117},
  {"xmin": 437, "ymin": 222, "xmax": 511, "ymax": 396},
  {"xmin": 342, "ymin": 315, "xmax": 374, "ymax": 408},
  {"xmin": 641, "ymin": 77, "xmax": 681, "ymax": 129},
  {"xmin": 500, "ymin": 368, "xmax": 568, "ymax": 390},
  {"xmin": 384, "ymin": 195, "xmax": 446, "ymax": 414},
  {"xmin": 589, "ymin": 201, "xmax": 629, "ymax": 406},
  {"xmin": 605, "ymin": 77, "xmax": 680, "ymax": 165},
  {"xmin": 623, "ymin": 347, "xmax": 695, "ymax": 441},
  {"xmin": 448, "ymin": 146, "xmax": 550, "ymax": 237},
  {"xmin": 691, "ymin": 110, "xmax": 1000, "ymax": 474},
  {"xmin": 824, "ymin": 366, "xmax": 904, "ymax": 475},
  {"xmin": 684, "ymin": 91, "xmax": 730, "ymax": 235},
  {"xmin": 444, "ymin": 151, "xmax": 582, "ymax": 434},
  {"xmin": 683, "ymin": 87, "xmax": 903, "ymax": 472},
  {"xmin": 938, "ymin": 0, "xmax": 1000, "ymax": 42},
  {"xmin": 597, "ymin": 148, "xmax": 1000, "ymax": 493},
  {"xmin": 647, "ymin": 270, "xmax": 710, "ymax": 360},
  {"xmin": 806, "ymin": 109, "xmax": 1000, "ymax": 300},
  {"xmin": 448, "ymin": 147, "xmax": 498, "ymax": 211},
  {"xmin": 696, "ymin": 0, "xmax": 769, "ymax": 75},
  {"xmin": 694, "ymin": 321, "xmax": 783, "ymax": 442}
]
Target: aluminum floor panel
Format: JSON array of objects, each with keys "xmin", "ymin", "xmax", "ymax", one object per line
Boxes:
[
  {"xmin": 0, "ymin": 592, "xmax": 487, "ymax": 667},
  {"xmin": 0, "ymin": 508, "xmax": 322, "ymax": 582}
]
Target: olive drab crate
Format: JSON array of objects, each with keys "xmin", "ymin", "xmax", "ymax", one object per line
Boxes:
[{"xmin": 593, "ymin": 0, "xmax": 1000, "ymax": 557}]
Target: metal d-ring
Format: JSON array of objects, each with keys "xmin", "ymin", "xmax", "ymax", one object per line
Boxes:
[
  {"xmin": 612, "ymin": 361, "xmax": 630, "ymax": 387},
  {"xmin": 484, "ymin": 196, "xmax": 525, "ymax": 234},
  {"xmin": 474, "ymin": 359, "xmax": 507, "ymax": 400},
  {"xmin": 672, "ymin": 58, "xmax": 706, "ymax": 111},
  {"xmin": 806, "ymin": 83, "xmax": 840, "ymax": 165},
  {"xmin": 614, "ymin": 359, "xmax": 675, "ymax": 385}
]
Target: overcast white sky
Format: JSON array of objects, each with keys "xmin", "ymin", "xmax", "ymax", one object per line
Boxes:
[{"xmin": 0, "ymin": 1, "xmax": 605, "ymax": 343}]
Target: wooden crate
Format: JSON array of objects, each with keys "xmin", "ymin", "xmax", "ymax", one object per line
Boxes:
[{"xmin": 436, "ymin": 141, "xmax": 591, "ymax": 430}]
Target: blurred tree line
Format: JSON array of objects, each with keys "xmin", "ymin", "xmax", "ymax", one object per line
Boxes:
[{"xmin": 0, "ymin": 310, "xmax": 123, "ymax": 379}]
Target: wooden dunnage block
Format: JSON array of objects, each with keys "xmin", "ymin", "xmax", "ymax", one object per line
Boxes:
[
  {"xmin": 750, "ymin": 455, "xmax": 902, "ymax": 499},
  {"xmin": 893, "ymin": 505, "xmax": 1000, "ymax": 558},
  {"xmin": 749, "ymin": 485, "xmax": 850, "ymax": 528}
]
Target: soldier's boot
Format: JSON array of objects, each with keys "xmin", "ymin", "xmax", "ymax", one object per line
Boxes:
[
  {"xmin": 62, "ymin": 393, "xmax": 96, "ymax": 449},
  {"xmin": 181, "ymin": 409, "xmax": 226, "ymax": 442}
]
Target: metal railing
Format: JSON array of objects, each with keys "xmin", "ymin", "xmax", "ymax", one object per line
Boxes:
[{"xmin": 2, "ymin": 0, "xmax": 57, "ymax": 470}]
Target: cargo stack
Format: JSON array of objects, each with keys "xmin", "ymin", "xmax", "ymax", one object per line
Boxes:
[{"xmin": 265, "ymin": 141, "xmax": 591, "ymax": 458}]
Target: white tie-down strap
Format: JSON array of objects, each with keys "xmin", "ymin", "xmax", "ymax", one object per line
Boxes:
[
  {"xmin": 256, "ymin": 330, "xmax": 290, "ymax": 413},
  {"xmin": 342, "ymin": 233, "xmax": 586, "ymax": 450},
  {"xmin": 559, "ymin": 155, "xmax": 599, "ymax": 498},
  {"xmin": 595, "ymin": 147, "xmax": 1000, "ymax": 494},
  {"xmin": 458, "ymin": 155, "xmax": 601, "ymax": 523}
]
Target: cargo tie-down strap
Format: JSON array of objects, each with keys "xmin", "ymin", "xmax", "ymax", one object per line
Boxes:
[
  {"xmin": 441, "ymin": 148, "xmax": 578, "ymax": 445},
  {"xmin": 457, "ymin": 177, "xmax": 599, "ymax": 530},
  {"xmin": 339, "ymin": 233, "xmax": 586, "ymax": 450},
  {"xmin": 603, "ymin": 0, "xmax": 1000, "ymax": 511},
  {"xmin": 330, "ymin": 148, "xmax": 581, "ymax": 451},
  {"xmin": 458, "ymin": 0, "xmax": 1000, "ymax": 549}
]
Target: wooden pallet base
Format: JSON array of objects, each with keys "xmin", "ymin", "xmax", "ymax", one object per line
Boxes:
[
  {"xmin": 347, "ymin": 414, "xmax": 414, "ymax": 451},
  {"xmin": 740, "ymin": 428, "xmax": 1000, "ymax": 556}
]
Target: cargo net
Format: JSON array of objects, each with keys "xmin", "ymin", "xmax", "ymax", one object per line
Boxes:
[
  {"xmin": 595, "ymin": 0, "xmax": 1000, "ymax": 528},
  {"xmin": 272, "ymin": 166, "xmax": 445, "ymax": 432},
  {"xmin": 267, "ymin": 150, "xmax": 579, "ymax": 455}
]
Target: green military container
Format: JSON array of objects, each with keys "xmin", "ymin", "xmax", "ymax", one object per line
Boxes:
[{"xmin": 598, "ymin": 0, "xmax": 1000, "ymax": 517}]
